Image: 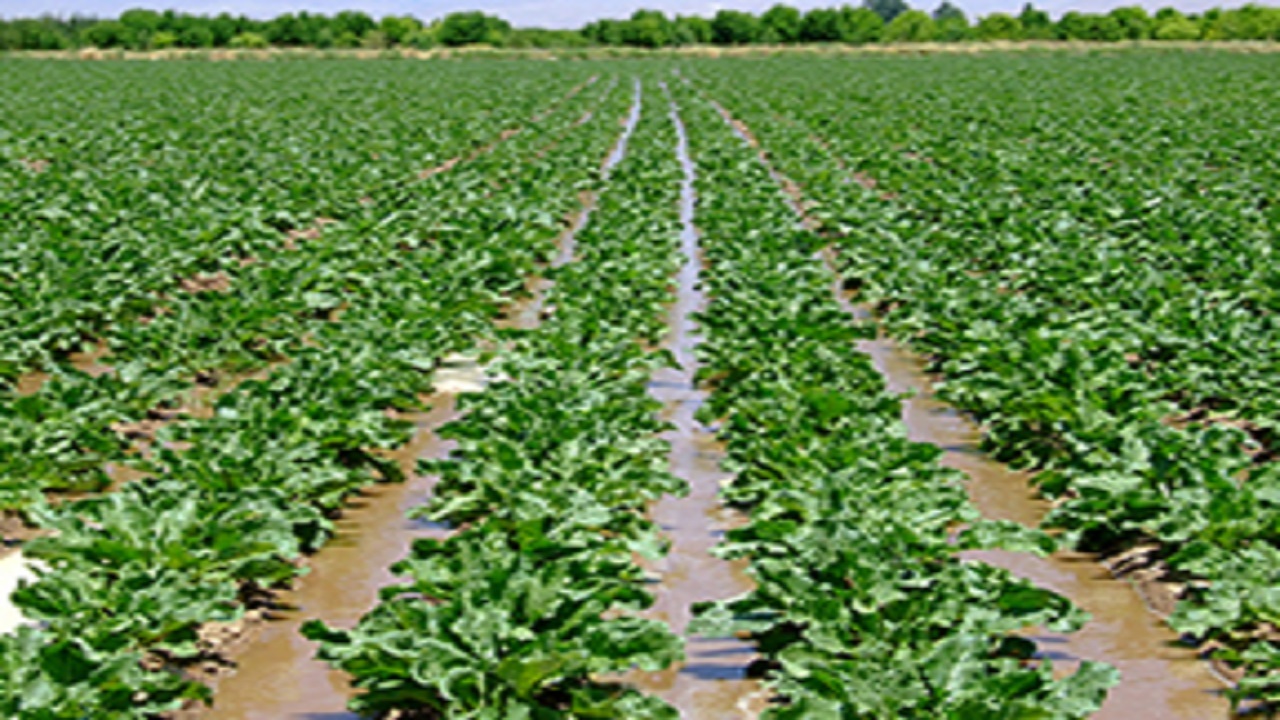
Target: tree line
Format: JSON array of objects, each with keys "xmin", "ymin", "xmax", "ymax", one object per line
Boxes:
[{"xmin": 2, "ymin": 3, "xmax": 1278, "ymax": 51}]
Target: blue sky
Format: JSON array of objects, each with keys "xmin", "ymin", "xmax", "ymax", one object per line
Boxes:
[{"xmin": 2, "ymin": 0, "xmax": 1230, "ymax": 27}]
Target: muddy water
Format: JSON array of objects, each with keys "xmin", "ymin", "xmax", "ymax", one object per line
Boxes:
[
  {"xmin": 193, "ymin": 82, "xmax": 654, "ymax": 720},
  {"xmin": 624, "ymin": 87, "xmax": 765, "ymax": 720},
  {"xmin": 193, "ymin": 394, "xmax": 460, "ymax": 720},
  {"xmin": 817, "ymin": 252, "xmax": 1232, "ymax": 719},
  {"xmin": 501, "ymin": 79, "xmax": 643, "ymax": 331}
]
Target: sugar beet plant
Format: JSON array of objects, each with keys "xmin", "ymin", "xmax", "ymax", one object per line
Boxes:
[
  {"xmin": 0, "ymin": 60, "xmax": 595, "ymax": 512},
  {"xmin": 303, "ymin": 79, "xmax": 688, "ymax": 718},
  {"xmin": 683, "ymin": 52, "xmax": 1280, "ymax": 706},
  {"xmin": 667, "ymin": 78, "xmax": 1118, "ymax": 718},
  {"xmin": 0, "ymin": 63, "xmax": 631, "ymax": 717}
]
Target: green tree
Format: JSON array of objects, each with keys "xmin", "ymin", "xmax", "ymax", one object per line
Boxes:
[
  {"xmin": 842, "ymin": 6, "xmax": 887, "ymax": 42},
  {"xmin": 1207, "ymin": 4, "xmax": 1280, "ymax": 39},
  {"xmin": 119, "ymin": 8, "xmax": 161, "ymax": 48},
  {"xmin": 800, "ymin": 8, "xmax": 845, "ymax": 41},
  {"xmin": 209, "ymin": 14, "xmax": 238, "ymax": 46},
  {"xmin": 622, "ymin": 9, "xmax": 673, "ymax": 48},
  {"xmin": 437, "ymin": 11, "xmax": 509, "ymax": 46},
  {"xmin": 932, "ymin": 2, "xmax": 965, "ymax": 23},
  {"xmin": 266, "ymin": 13, "xmax": 307, "ymax": 46},
  {"xmin": 883, "ymin": 9, "xmax": 937, "ymax": 41},
  {"xmin": 333, "ymin": 11, "xmax": 376, "ymax": 38},
  {"xmin": 932, "ymin": 1, "xmax": 971, "ymax": 40},
  {"xmin": 582, "ymin": 19, "xmax": 621, "ymax": 45},
  {"xmin": 976, "ymin": 12, "xmax": 1023, "ymax": 39},
  {"xmin": 4, "ymin": 18, "xmax": 73, "ymax": 49},
  {"xmin": 1018, "ymin": 3, "xmax": 1054, "ymax": 38},
  {"xmin": 1056, "ymin": 12, "xmax": 1124, "ymax": 41},
  {"xmin": 82, "ymin": 21, "xmax": 132, "ymax": 48},
  {"xmin": 228, "ymin": 31, "xmax": 269, "ymax": 49},
  {"xmin": 865, "ymin": 0, "xmax": 911, "ymax": 24},
  {"xmin": 178, "ymin": 25, "xmax": 214, "ymax": 48},
  {"xmin": 672, "ymin": 15, "xmax": 713, "ymax": 44},
  {"xmin": 379, "ymin": 16, "xmax": 421, "ymax": 45},
  {"xmin": 150, "ymin": 30, "xmax": 178, "ymax": 49},
  {"xmin": 711, "ymin": 10, "xmax": 761, "ymax": 44},
  {"xmin": 1109, "ymin": 5, "xmax": 1153, "ymax": 39},
  {"xmin": 1153, "ymin": 11, "xmax": 1201, "ymax": 40},
  {"xmin": 762, "ymin": 4, "xmax": 804, "ymax": 42}
]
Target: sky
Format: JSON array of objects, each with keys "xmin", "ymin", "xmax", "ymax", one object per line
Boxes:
[{"xmin": 1, "ymin": 0, "xmax": 1232, "ymax": 27}]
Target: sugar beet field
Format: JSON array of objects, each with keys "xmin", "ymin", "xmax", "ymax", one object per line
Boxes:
[{"xmin": 0, "ymin": 51, "xmax": 1278, "ymax": 719}]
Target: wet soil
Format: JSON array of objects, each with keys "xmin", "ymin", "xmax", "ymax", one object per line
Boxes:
[
  {"xmin": 182, "ymin": 394, "xmax": 460, "ymax": 720},
  {"xmin": 623, "ymin": 86, "xmax": 767, "ymax": 720},
  {"xmin": 0, "ymin": 514, "xmax": 40, "ymax": 560},
  {"xmin": 181, "ymin": 81, "xmax": 636, "ymax": 719},
  {"xmin": 713, "ymin": 88, "xmax": 1234, "ymax": 717},
  {"xmin": 499, "ymin": 79, "xmax": 643, "ymax": 333},
  {"xmin": 819, "ymin": 250, "xmax": 1233, "ymax": 719}
]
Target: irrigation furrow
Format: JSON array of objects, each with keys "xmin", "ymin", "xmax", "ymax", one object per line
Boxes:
[
  {"xmin": 416, "ymin": 74, "xmax": 599, "ymax": 181},
  {"xmin": 501, "ymin": 78, "xmax": 642, "ymax": 332},
  {"xmin": 623, "ymin": 84, "xmax": 765, "ymax": 718},
  {"xmin": 0, "ymin": 74, "xmax": 636, "ymax": 720},
  {"xmin": 301, "ymin": 75, "xmax": 695, "ymax": 719},
  {"xmin": 698, "ymin": 78, "xmax": 1234, "ymax": 718},
  {"xmin": 185, "ymin": 396, "xmax": 462, "ymax": 720},
  {"xmin": 174, "ymin": 83, "xmax": 645, "ymax": 720},
  {"xmin": 0, "ymin": 71, "xmax": 620, "ymax": 544},
  {"xmin": 670, "ymin": 74, "xmax": 1124, "ymax": 719}
]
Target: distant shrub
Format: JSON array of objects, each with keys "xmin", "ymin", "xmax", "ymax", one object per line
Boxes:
[
  {"xmin": 976, "ymin": 13, "xmax": 1023, "ymax": 40},
  {"xmin": 404, "ymin": 29, "xmax": 437, "ymax": 49},
  {"xmin": 150, "ymin": 31, "xmax": 178, "ymax": 49},
  {"xmin": 178, "ymin": 26, "xmax": 214, "ymax": 48},
  {"xmin": 1154, "ymin": 16, "xmax": 1201, "ymax": 40},
  {"xmin": 81, "ymin": 21, "xmax": 132, "ymax": 49},
  {"xmin": 229, "ymin": 32, "xmax": 269, "ymax": 49},
  {"xmin": 883, "ymin": 10, "xmax": 938, "ymax": 42}
]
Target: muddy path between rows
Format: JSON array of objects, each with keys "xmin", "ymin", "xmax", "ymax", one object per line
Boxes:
[
  {"xmin": 622, "ymin": 85, "xmax": 767, "ymax": 719},
  {"xmin": 183, "ymin": 81, "xmax": 647, "ymax": 720},
  {"xmin": 184, "ymin": 394, "xmax": 461, "ymax": 720},
  {"xmin": 698, "ymin": 78, "xmax": 1235, "ymax": 716},
  {"xmin": 845, "ymin": 297, "xmax": 1234, "ymax": 719}
]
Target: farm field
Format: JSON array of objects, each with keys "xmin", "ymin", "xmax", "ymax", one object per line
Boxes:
[{"xmin": 0, "ymin": 50, "xmax": 1276, "ymax": 718}]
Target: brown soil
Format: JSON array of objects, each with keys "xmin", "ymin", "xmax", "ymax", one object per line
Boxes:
[
  {"xmin": 18, "ymin": 158, "xmax": 50, "ymax": 173},
  {"xmin": 840, "ymin": 283, "xmax": 1233, "ymax": 718},
  {"xmin": 178, "ymin": 273, "xmax": 232, "ymax": 294},
  {"xmin": 622, "ymin": 87, "xmax": 767, "ymax": 718},
  {"xmin": 282, "ymin": 217, "xmax": 337, "ymax": 250},
  {"xmin": 1102, "ymin": 542, "xmax": 1184, "ymax": 617},
  {"xmin": 417, "ymin": 155, "xmax": 461, "ymax": 180},
  {"xmin": 0, "ymin": 513, "xmax": 43, "ymax": 558},
  {"xmin": 178, "ymin": 396, "xmax": 460, "ymax": 719}
]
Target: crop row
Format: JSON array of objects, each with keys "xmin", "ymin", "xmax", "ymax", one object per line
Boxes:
[
  {"xmin": 1, "ymin": 61, "xmax": 589, "ymax": 371},
  {"xmin": 304, "ymin": 78, "xmax": 691, "ymax": 718},
  {"xmin": 666, "ymin": 76, "xmax": 1118, "ymax": 718},
  {"xmin": 0, "ymin": 71, "xmax": 632, "ymax": 717},
  {"xmin": 684, "ymin": 52, "xmax": 1280, "ymax": 706},
  {"xmin": 0, "ymin": 65, "xmax": 604, "ymax": 514}
]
